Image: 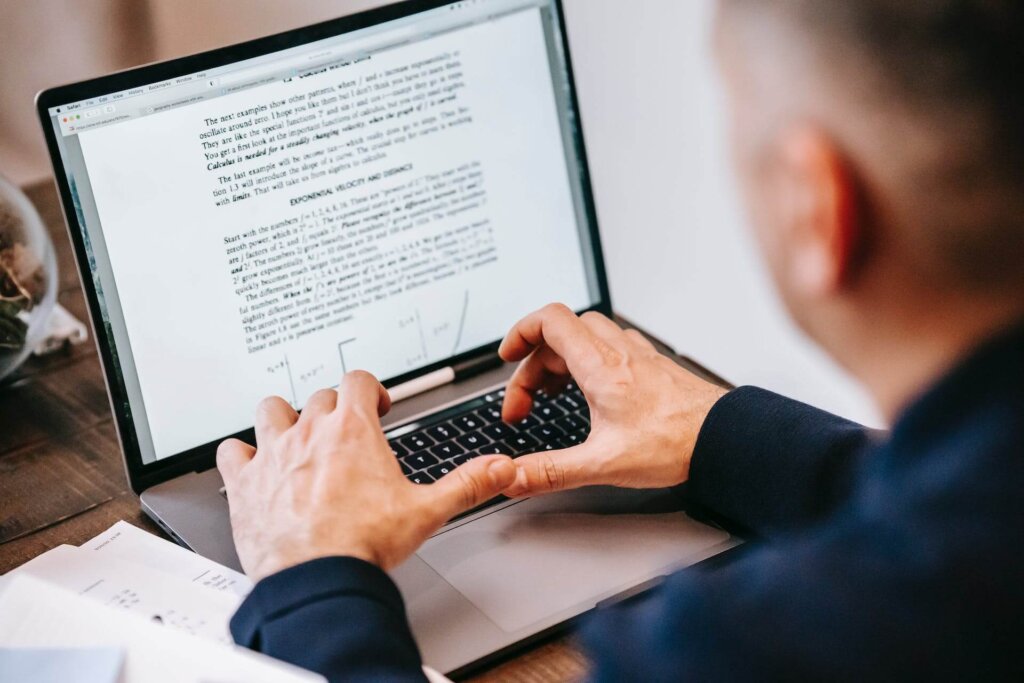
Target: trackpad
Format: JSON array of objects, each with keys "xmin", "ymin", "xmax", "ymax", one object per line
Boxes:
[{"xmin": 416, "ymin": 487, "xmax": 733, "ymax": 633}]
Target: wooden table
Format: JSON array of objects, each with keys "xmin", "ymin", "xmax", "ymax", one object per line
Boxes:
[{"xmin": 0, "ymin": 180, "xmax": 588, "ymax": 682}]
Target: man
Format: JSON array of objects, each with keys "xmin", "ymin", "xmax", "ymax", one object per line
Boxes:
[{"xmin": 217, "ymin": 1, "xmax": 1024, "ymax": 680}]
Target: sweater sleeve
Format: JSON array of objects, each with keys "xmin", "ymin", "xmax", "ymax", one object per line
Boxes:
[
  {"xmin": 580, "ymin": 508, "xmax": 970, "ymax": 682},
  {"xmin": 230, "ymin": 556, "xmax": 427, "ymax": 683},
  {"xmin": 687, "ymin": 386, "xmax": 875, "ymax": 536}
]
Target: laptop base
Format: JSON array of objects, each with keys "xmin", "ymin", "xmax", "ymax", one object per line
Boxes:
[{"xmin": 141, "ymin": 319, "xmax": 741, "ymax": 674}]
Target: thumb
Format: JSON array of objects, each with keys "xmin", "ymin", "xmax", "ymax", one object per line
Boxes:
[
  {"xmin": 503, "ymin": 445, "xmax": 599, "ymax": 498},
  {"xmin": 217, "ymin": 438, "xmax": 255, "ymax": 493},
  {"xmin": 428, "ymin": 456, "xmax": 517, "ymax": 523}
]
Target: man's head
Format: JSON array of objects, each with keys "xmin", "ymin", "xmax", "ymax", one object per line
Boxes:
[{"xmin": 714, "ymin": 0, "xmax": 1024, "ymax": 402}]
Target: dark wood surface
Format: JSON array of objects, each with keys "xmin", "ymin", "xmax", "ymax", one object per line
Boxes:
[{"xmin": 0, "ymin": 180, "xmax": 587, "ymax": 683}]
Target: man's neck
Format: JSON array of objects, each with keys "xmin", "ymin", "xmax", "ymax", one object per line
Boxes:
[{"xmin": 854, "ymin": 299, "xmax": 1024, "ymax": 423}]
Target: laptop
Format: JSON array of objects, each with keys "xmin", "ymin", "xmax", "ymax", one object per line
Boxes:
[{"xmin": 37, "ymin": 0, "xmax": 740, "ymax": 675}]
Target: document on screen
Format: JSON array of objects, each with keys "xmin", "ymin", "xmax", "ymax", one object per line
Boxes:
[{"xmin": 75, "ymin": 8, "xmax": 594, "ymax": 460}]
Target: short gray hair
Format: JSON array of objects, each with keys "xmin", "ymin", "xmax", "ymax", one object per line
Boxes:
[{"xmin": 720, "ymin": 0, "xmax": 1024, "ymax": 291}]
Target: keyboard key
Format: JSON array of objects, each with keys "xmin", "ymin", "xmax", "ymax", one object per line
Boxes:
[
  {"xmin": 430, "ymin": 441, "xmax": 466, "ymax": 460},
  {"xmin": 427, "ymin": 423, "xmax": 461, "ymax": 442},
  {"xmin": 404, "ymin": 452, "xmax": 440, "ymax": 470},
  {"xmin": 428, "ymin": 462, "xmax": 455, "ymax": 480},
  {"xmin": 536, "ymin": 403, "xmax": 567, "ymax": 421},
  {"xmin": 452, "ymin": 453, "xmax": 472, "ymax": 466},
  {"xmin": 408, "ymin": 471, "xmax": 435, "ymax": 485},
  {"xmin": 556, "ymin": 414, "xmax": 587, "ymax": 434},
  {"xmin": 517, "ymin": 415, "xmax": 540, "ymax": 430},
  {"xmin": 456, "ymin": 431, "xmax": 491, "ymax": 449},
  {"xmin": 399, "ymin": 460, "xmax": 413, "ymax": 476},
  {"xmin": 475, "ymin": 444, "xmax": 512, "ymax": 456},
  {"xmin": 483, "ymin": 389, "xmax": 506, "ymax": 403},
  {"xmin": 390, "ymin": 441, "xmax": 410, "ymax": 459},
  {"xmin": 529, "ymin": 424, "xmax": 565, "ymax": 443},
  {"xmin": 560, "ymin": 432, "xmax": 585, "ymax": 447},
  {"xmin": 478, "ymin": 405, "xmax": 503, "ymax": 423},
  {"xmin": 556, "ymin": 393, "xmax": 585, "ymax": 412},
  {"xmin": 455, "ymin": 414, "xmax": 484, "ymax": 432},
  {"xmin": 482, "ymin": 422, "xmax": 515, "ymax": 440},
  {"xmin": 399, "ymin": 433, "xmax": 435, "ymax": 451},
  {"xmin": 504, "ymin": 433, "xmax": 541, "ymax": 453}
]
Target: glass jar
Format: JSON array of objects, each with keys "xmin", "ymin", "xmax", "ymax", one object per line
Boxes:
[{"xmin": 0, "ymin": 174, "xmax": 58, "ymax": 382}]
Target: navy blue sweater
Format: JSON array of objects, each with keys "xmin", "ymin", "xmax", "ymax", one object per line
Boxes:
[{"xmin": 231, "ymin": 322, "xmax": 1024, "ymax": 681}]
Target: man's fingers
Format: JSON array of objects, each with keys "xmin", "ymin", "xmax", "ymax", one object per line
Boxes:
[
  {"xmin": 624, "ymin": 328, "xmax": 657, "ymax": 352},
  {"xmin": 503, "ymin": 346, "xmax": 570, "ymax": 422},
  {"xmin": 426, "ymin": 456, "xmax": 517, "ymax": 523},
  {"xmin": 499, "ymin": 304, "xmax": 609, "ymax": 378},
  {"xmin": 216, "ymin": 438, "xmax": 256, "ymax": 491},
  {"xmin": 255, "ymin": 396, "xmax": 298, "ymax": 445},
  {"xmin": 502, "ymin": 446, "xmax": 600, "ymax": 498},
  {"xmin": 336, "ymin": 370, "xmax": 392, "ymax": 419},
  {"xmin": 579, "ymin": 310, "xmax": 627, "ymax": 341},
  {"xmin": 301, "ymin": 388, "xmax": 337, "ymax": 420}
]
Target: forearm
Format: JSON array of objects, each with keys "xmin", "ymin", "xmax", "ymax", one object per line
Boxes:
[
  {"xmin": 687, "ymin": 386, "xmax": 875, "ymax": 536},
  {"xmin": 231, "ymin": 557, "xmax": 427, "ymax": 683}
]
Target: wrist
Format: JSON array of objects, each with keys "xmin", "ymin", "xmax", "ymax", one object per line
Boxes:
[
  {"xmin": 248, "ymin": 542, "xmax": 381, "ymax": 583},
  {"xmin": 676, "ymin": 385, "xmax": 730, "ymax": 481}
]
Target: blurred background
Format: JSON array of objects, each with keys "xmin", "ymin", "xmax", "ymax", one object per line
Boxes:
[{"xmin": 0, "ymin": 0, "xmax": 879, "ymax": 425}]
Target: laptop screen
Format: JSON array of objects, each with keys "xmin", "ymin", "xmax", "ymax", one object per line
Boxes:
[{"xmin": 41, "ymin": 0, "xmax": 603, "ymax": 466}]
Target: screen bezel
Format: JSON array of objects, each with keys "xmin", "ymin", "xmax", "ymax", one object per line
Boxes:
[{"xmin": 36, "ymin": 0, "xmax": 612, "ymax": 494}]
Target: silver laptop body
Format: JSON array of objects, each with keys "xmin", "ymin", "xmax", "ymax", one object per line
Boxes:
[{"xmin": 37, "ymin": 0, "xmax": 740, "ymax": 674}]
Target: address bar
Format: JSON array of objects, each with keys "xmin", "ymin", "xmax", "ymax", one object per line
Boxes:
[{"xmin": 213, "ymin": 24, "xmax": 423, "ymax": 89}]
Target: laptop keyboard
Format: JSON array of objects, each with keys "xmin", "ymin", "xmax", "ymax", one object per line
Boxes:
[
  {"xmin": 387, "ymin": 383, "xmax": 591, "ymax": 485},
  {"xmin": 218, "ymin": 384, "xmax": 591, "ymax": 501}
]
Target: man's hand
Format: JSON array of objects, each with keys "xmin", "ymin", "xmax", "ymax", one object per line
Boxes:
[
  {"xmin": 217, "ymin": 371, "xmax": 517, "ymax": 582},
  {"xmin": 499, "ymin": 304, "xmax": 728, "ymax": 497}
]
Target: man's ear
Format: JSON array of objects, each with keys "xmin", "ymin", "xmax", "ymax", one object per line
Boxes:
[{"xmin": 774, "ymin": 127, "xmax": 862, "ymax": 297}]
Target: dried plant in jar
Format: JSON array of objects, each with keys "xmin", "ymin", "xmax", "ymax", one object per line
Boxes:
[{"xmin": 0, "ymin": 197, "xmax": 48, "ymax": 352}]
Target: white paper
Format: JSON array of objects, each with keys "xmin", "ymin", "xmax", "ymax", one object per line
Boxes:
[
  {"xmin": 81, "ymin": 521, "xmax": 253, "ymax": 598},
  {"xmin": 8, "ymin": 523, "xmax": 454, "ymax": 679},
  {"xmin": 0, "ymin": 575, "xmax": 322, "ymax": 683},
  {"xmin": 11, "ymin": 545, "xmax": 241, "ymax": 643}
]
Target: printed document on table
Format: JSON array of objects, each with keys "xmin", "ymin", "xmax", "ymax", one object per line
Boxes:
[
  {"xmin": 0, "ymin": 574, "xmax": 322, "ymax": 683},
  {"xmin": 81, "ymin": 520, "xmax": 253, "ymax": 597},
  {"xmin": 11, "ymin": 544, "xmax": 240, "ymax": 643}
]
